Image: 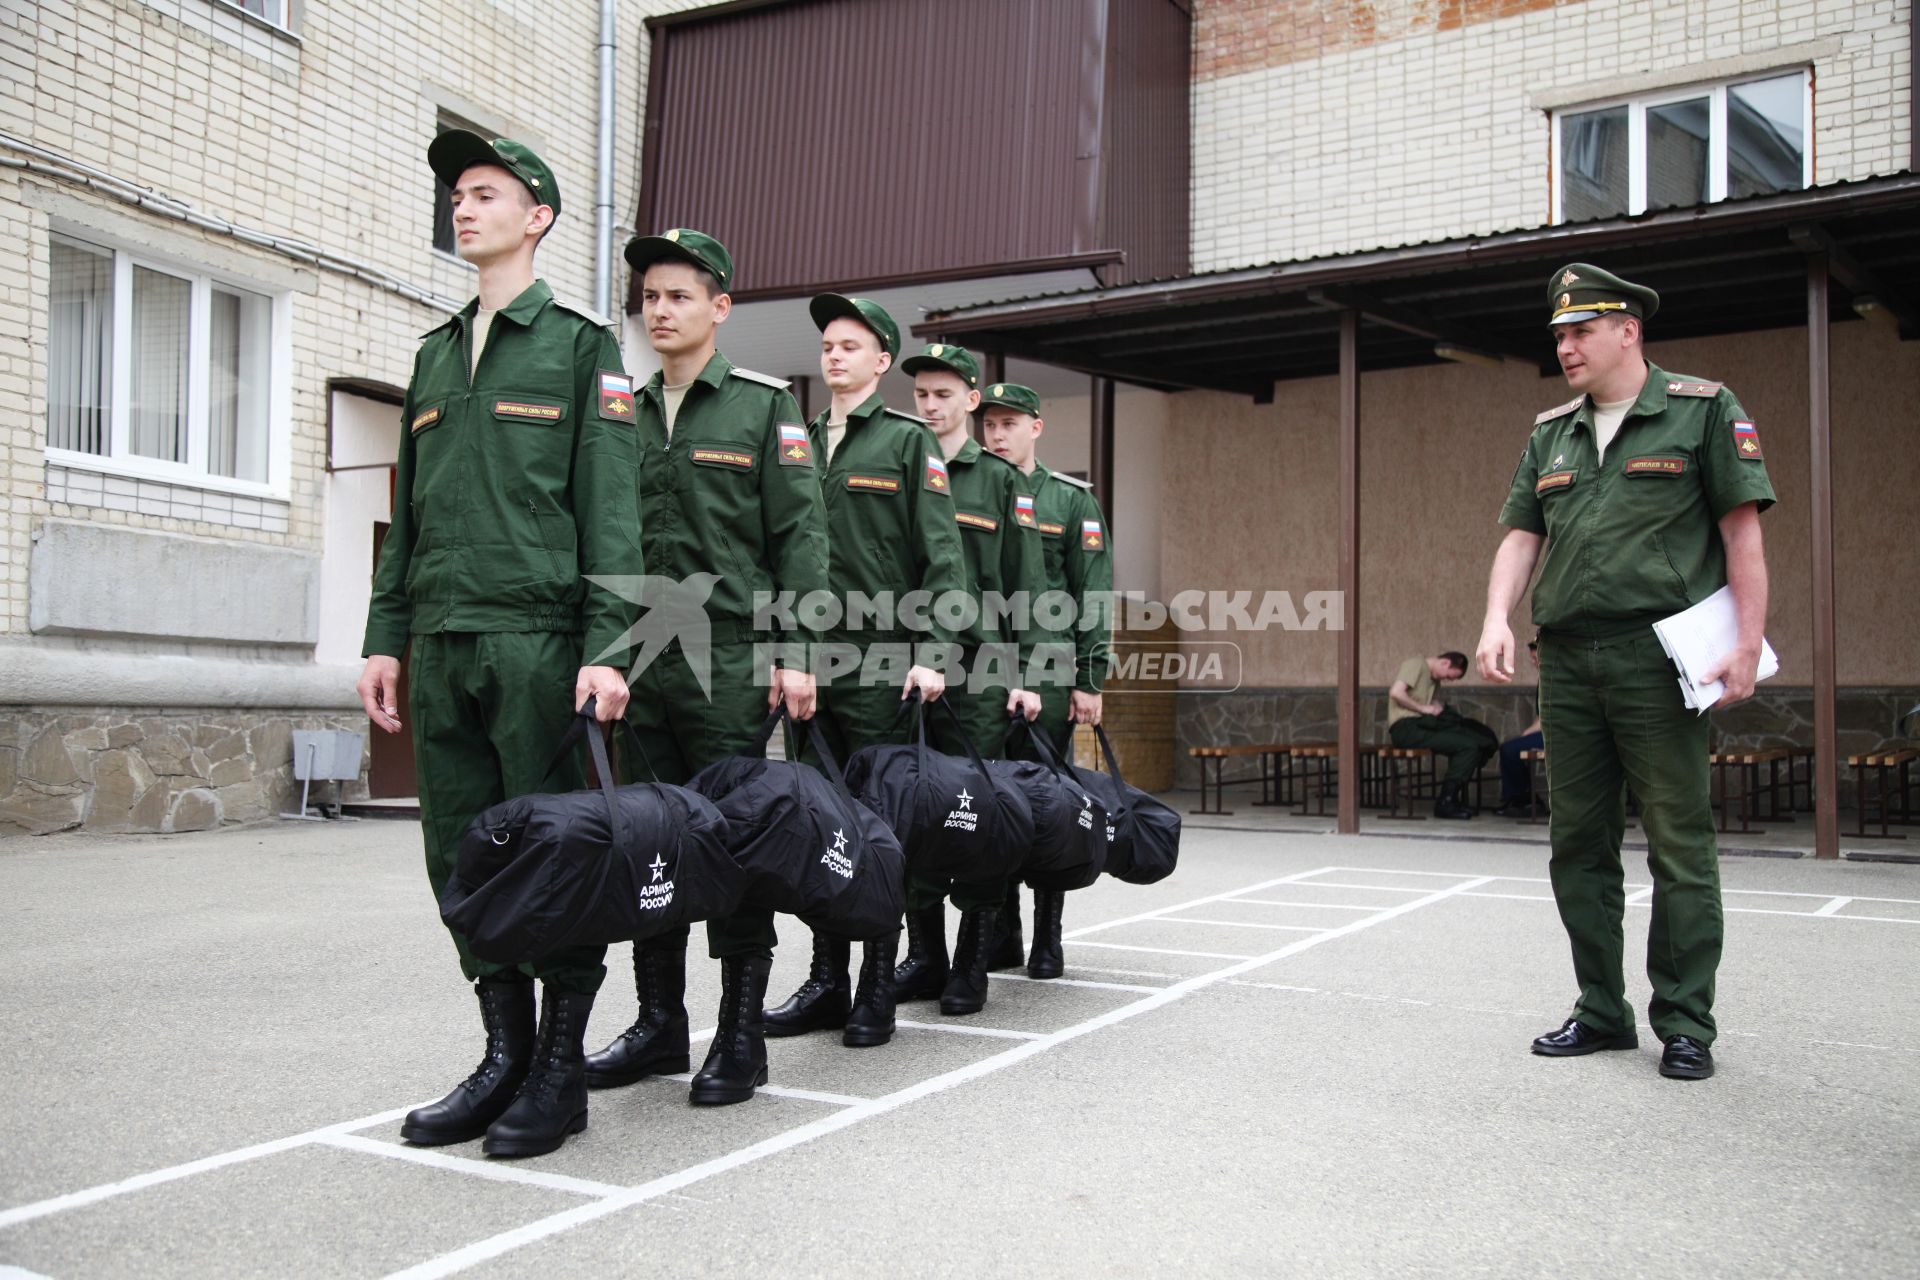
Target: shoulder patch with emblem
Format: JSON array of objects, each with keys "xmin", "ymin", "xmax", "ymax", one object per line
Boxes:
[
  {"xmin": 1013, "ymin": 494, "xmax": 1037, "ymax": 527},
  {"xmin": 924, "ymin": 453, "xmax": 950, "ymax": 494},
  {"xmin": 1664, "ymin": 378, "xmax": 1723, "ymax": 397},
  {"xmin": 598, "ymin": 370, "xmax": 634, "ymax": 421},
  {"xmin": 729, "ymin": 366, "xmax": 791, "ymax": 390},
  {"xmin": 1731, "ymin": 420, "xmax": 1764, "ymax": 460},
  {"xmin": 1081, "ymin": 519, "xmax": 1105, "ymax": 551},
  {"xmin": 775, "ymin": 422, "xmax": 813, "ymax": 467},
  {"xmin": 1534, "ymin": 395, "xmax": 1584, "ymax": 425}
]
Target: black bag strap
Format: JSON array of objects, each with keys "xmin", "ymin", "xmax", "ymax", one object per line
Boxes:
[
  {"xmin": 1091, "ymin": 722, "xmax": 1130, "ymax": 793},
  {"xmin": 756, "ymin": 702, "xmax": 854, "ymax": 796},
  {"xmin": 924, "ymin": 692, "xmax": 1002, "ymax": 801},
  {"xmin": 535, "ymin": 695, "xmax": 633, "ymax": 856},
  {"xmin": 1007, "ymin": 708, "xmax": 1075, "ymax": 784}
]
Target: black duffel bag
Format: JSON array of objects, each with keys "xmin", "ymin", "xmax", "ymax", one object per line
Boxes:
[
  {"xmin": 440, "ymin": 701, "xmax": 743, "ymax": 964},
  {"xmin": 1070, "ymin": 722, "xmax": 1181, "ymax": 885},
  {"xmin": 843, "ymin": 692, "xmax": 1034, "ymax": 884},
  {"xmin": 993, "ymin": 713, "xmax": 1108, "ymax": 892},
  {"xmin": 687, "ymin": 707, "xmax": 906, "ymax": 942}
]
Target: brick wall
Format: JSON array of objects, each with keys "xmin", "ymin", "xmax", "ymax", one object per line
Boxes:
[{"xmin": 1191, "ymin": 0, "xmax": 1914, "ymax": 270}]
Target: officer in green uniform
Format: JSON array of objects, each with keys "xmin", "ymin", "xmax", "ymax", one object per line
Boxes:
[
  {"xmin": 580, "ymin": 229, "xmax": 830, "ymax": 1107},
  {"xmin": 980, "ymin": 383, "xmax": 1114, "ymax": 979},
  {"xmin": 894, "ymin": 341, "xmax": 1046, "ymax": 1016},
  {"xmin": 356, "ymin": 132, "xmax": 641, "ymax": 1157},
  {"xmin": 1476, "ymin": 264, "xmax": 1774, "ymax": 1081},
  {"xmin": 762, "ymin": 294, "xmax": 966, "ymax": 1048}
]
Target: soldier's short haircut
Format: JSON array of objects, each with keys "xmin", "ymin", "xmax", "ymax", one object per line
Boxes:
[
  {"xmin": 1439, "ymin": 650, "xmax": 1469, "ymax": 677},
  {"xmin": 644, "ymin": 260, "xmax": 722, "ymax": 298}
]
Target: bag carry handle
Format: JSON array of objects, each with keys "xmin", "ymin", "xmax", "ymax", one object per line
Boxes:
[
  {"xmin": 753, "ymin": 702, "xmax": 854, "ymax": 795},
  {"xmin": 535, "ymin": 696, "xmax": 634, "ymax": 856},
  {"xmin": 895, "ymin": 688, "xmax": 1004, "ymax": 818},
  {"xmin": 1006, "ymin": 707, "xmax": 1076, "ymax": 785},
  {"xmin": 1091, "ymin": 721, "xmax": 1130, "ymax": 794}
]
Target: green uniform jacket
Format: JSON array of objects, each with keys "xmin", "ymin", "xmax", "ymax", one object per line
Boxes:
[
  {"xmin": 634, "ymin": 351, "xmax": 829, "ymax": 650},
  {"xmin": 1031, "ymin": 461, "xmax": 1114, "ymax": 693},
  {"xmin": 809, "ymin": 394, "xmax": 966, "ymax": 652},
  {"xmin": 1498, "ymin": 362, "xmax": 1775, "ymax": 638},
  {"xmin": 945, "ymin": 435, "xmax": 1045, "ymax": 670},
  {"xmin": 364, "ymin": 281, "xmax": 643, "ymax": 666}
]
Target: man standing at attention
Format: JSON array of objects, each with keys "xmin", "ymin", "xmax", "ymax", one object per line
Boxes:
[
  {"xmin": 356, "ymin": 132, "xmax": 641, "ymax": 1157},
  {"xmin": 895, "ymin": 341, "xmax": 1045, "ymax": 1016},
  {"xmin": 1476, "ymin": 264, "xmax": 1773, "ymax": 1082},
  {"xmin": 581, "ymin": 229, "xmax": 830, "ymax": 1108},
  {"xmin": 979, "ymin": 382, "xmax": 1112, "ymax": 980},
  {"xmin": 761, "ymin": 294, "xmax": 966, "ymax": 1049}
]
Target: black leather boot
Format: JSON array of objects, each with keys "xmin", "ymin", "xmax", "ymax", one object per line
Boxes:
[
  {"xmin": 400, "ymin": 978, "xmax": 534, "ymax": 1146},
  {"xmin": 482, "ymin": 986, "xmax": 595, "ymax": 1159},
  {"xmin": 763, "ymin": 931, "xmax": 851, "ymax": 1037},
  {"xmin": 1027, "ymin": 888, "xmax": 1065, "ymax": 979},
  {"xmin": 1434, "ymin": 783, "xmax": 1474, "ymax": 820},
  {"xmin": 893, "ymin": 902, "xmax": 950, "ymax": 1001},
  {"xmin": 689, "ymin": 951, "xmax": 773, "ymax": 1106},
  {"xmin": 940, "ymin": 906, "xmax": 1000, "ymax": 1016},
  {"xmin": 583, "ymin": 943, "xmax": 689, "ymax": 1088},
  {"xmin": 843, "ymin": 931, "xmax": 900, "ymax": 1047},
  {"xmin": 985, "ymin": 881, "xmax": 1025, "ymax": 971}
]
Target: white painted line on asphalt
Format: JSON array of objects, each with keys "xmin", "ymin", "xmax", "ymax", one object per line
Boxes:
[
  {"xmin": 1805, "ymin": 911, "xmax": 1920, "ymax": 925},
  {"xmin": 1460, "ymin": 890, "xmax": 1557, "ymax": 903},
  {"xmin": 1813, "ymin": 896, "xmax": 1851, "ymax": 916},
  {"xmin": 1228, "ymin": 897, "xmax": 1386, "ymax": 911},
  {"xmin": 1065, "ymin": 940, "xmax": 1256, "ymax": 959},
  {"xmin": 1287, "ymin": 880, "xmax": 1432, "ymax": 894},
  {"xmin": 1224, "ymin": 981, "xmax": 1323, "ymax": 994},
  {"xmin": 654, "ymin": 1075, "xmax": 868, "ymax": 1108},
  {"xmin": 0, "ymin": 1105, "xmax": 418, "ymax": 1232},
  {"xmin": 1625, "ymin": 886, "xmax": 1654, "ymax": 906},
  {"xmin": 989, "ymin": 973, "xmax": 1162, "ymax": 994},
  {"xmin": 893, "ymin": 1019, "xmax": 1044, "ymax": 1042},
  {"xmin": 383, "ymin": 871, "xmax": 1493, "ymax": 1280},
  {"xmin": 1061, "ymin": 963, "xmax": 1183, "ymax": 979},
  {"xmin": 1156, "ymin": 917, "xmax": 1326, "ymax": 932},
  {"xmin": 1062, "ymin": 868, "xmax": 1351, "ymax": 938},
  {"xmin": 319, "ymin": 1134, "xmax": 624, "ymax": 1198},
  {"xmin": 0, "ymin": 1266, "xmax": 56, "ymax": 1279},
  {"xmin": 1484, "ymin": 876, "xmax": 1920, "ymax": 907},
  {"xmin": 1317, "ymin": 866, "xmax": 1485, "ymax": 879},
  {"xmin": 1463, "ymin": 887, "xmax": 1920, "ymax": 924}
]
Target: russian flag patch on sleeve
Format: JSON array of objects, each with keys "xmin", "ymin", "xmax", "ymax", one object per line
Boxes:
[
  {"xmin": 776, "ymin": 422, "xmax": 812, "ymax": 467},
  {"xmin": 1731, "ymin": 420, "xmax": 1763, "ymax": 459},
  {"xmin": 598, "ymin": 371, "xmax": 634, "ymax": 421},
  {"xmin": 1013, "ymin": 494, "xmax": 1036, "ymax": 527},
  {"xmin": 1081, "ymin": 518, "xmax": 1104, "ymax": 551},
  {"xmin": 924, "ymin": 453, "xmax": 950, "ymax": 493}
]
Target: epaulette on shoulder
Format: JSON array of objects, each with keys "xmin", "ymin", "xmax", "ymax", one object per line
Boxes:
[
  {"xmin": 420, "ymin": 310, "xmax": 462, "ymax": 339},
  {"xmin": 1534, "ymin": 395, "xmax": 1584, "ymax": 425},
  {"xmin": 882, "ymin": 407, "xmax": 931, "ymax": 426},
  {"xmin": 551, "ymin": 297, "xmax": 617, "ymax": 330},
  {"xmin": 728, "ymin": 366, "xmax": 791, "ymax": 390},
  {"xmin": 1051, "ymin": 471, "xmax": 1095, "ymax": 490},
  {"xmin": 979, "ymin": 449, "xmax": 1017, "ymax": 468},
  {"xmin": 1662, "ymin": 376, "xmax": 1723, "ymax": 398}
]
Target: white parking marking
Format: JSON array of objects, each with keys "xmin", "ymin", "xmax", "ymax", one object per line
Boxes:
[
  {"xmin": 1813, "ymin": 897, "xmax": 1851, "ymax": 917},
  {"xmin": 989, "ymin": 972, "xmax": 1163, "ymax": 993},
  {"xmin": 1156, "ymin": 917, "xmax": 1326, "ymax": 932},
  {"xmin": 653, "ymin": 1076, "xmax": 867, "ymax": 1108},
  {"xmin": 319, "ymin": 1134, "xmax": 624, "ymax": 1198},
  {"xmin": 893, "ymin": 1019, "xmax": 1044, "ymax": 1042},
  {"xmin": 1227, "ymin": 897, "xmax": 1386, "ymax": 911},
  {"xmin": 1065, "ymin": 940, "xmax": 1256, "ymax": 959}
]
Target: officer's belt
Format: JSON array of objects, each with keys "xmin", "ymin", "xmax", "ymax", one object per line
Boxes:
[{"xmin": 1536, "ymin": 616, "xmax": 1660, "ymax": 647}]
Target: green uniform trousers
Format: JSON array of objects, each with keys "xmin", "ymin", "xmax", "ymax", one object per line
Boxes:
[
  {"xmin": 1538, "ymin": 630, "xmax": 1722, "ymax": 1045},
  {"xmin": 621, "ymin": 640, "xmax": 779, "ymax": 959},
  {"xmin": 910, "ymin": 682, "xmax": 1019, "ymax": 913},
  {"xmin": 409, "ymin": 630, "xmax": 607, "ymax": 994},
  {"xmin": 1387, "ymin": 710, "xmax": 1499, "ymax": 786}
]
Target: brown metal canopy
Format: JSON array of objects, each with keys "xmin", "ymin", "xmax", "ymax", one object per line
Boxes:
[{"xmin": 917, "ymin": 173, "xmax": 1920, "ymax": 397}]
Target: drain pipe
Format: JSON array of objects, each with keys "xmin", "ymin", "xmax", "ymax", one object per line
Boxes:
[{"xmin": 593, "ymin": 0, "xmax": 618, "ymax": 318}]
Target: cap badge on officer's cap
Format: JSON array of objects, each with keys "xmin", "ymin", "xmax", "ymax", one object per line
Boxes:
[
  {"xmin": 666, "ymin": 229, "xmax": 681, "ymax": 242},
  {"xmin": 1560, "ymin": 269, "xmax": 1580, "ymax": 287},
  {"xmin": 1559, "ymin": 293, "xmax": 1570, "ymax": 310},
  {"xmin": 992, "ymin": 384, "xmax": 1003, "ymax": 396},
  {"xmin": 930, "ymin": 344, "xmax": 944, "ymax": 356}
]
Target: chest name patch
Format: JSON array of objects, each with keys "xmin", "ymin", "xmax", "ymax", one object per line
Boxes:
[
  {"xmin": 1625, "ymin": 456, "xmax": 1686, "ymax": 476},
  {"xmin": 1535, "ymin": 470, "xmax": 1576, "ymax": 494},
  {"xmin": 495, "ymin": 400, "xmax": 563, "ymax": 422},
  {"xmin": 956, "ymin": 511, "xmax": 999, "ymax": 533},
  {"xmin": 1038, "ymin": 520, "xmax": 1065, "ymax": 537},
  {"xmin": 848, "ymin": 474, "xmax": 900, "ymax": 493},
  {"xmin": 411, "ymin": 406, "xmax": 441, "ymax": 433},
  {"xmin": 691, "ymin": 448, "xmax": 754, "ymax": 469}
]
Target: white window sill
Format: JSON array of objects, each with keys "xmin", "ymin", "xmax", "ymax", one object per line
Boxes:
[
  {"xmin": 211, "ymin": 0, "xmax": 302, "ymax": 45},
  {"xmin": 48, "ymin": 450, "xmax": 290, "ymax": 504}
]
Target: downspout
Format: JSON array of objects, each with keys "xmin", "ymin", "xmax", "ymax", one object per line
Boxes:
[{"xmin": 593, "ymin": 0, "xmax": 618, "ymax": 318}]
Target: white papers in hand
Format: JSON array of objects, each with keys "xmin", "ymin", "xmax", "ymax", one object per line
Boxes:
[{"xmin": 1651, "ymin": 585, "xmax": 1778, "ymax": 714}]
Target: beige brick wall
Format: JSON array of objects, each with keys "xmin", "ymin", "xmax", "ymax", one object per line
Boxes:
[
  {"xmin": 0, "ymin": 0, "xmax": 712, "ymax": 637},
  {"xmin": 1191, "ymin": 0, "xmax": 1915, "ymax": 271}
]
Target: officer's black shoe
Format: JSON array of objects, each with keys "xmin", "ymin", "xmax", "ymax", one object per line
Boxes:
[
  {"xmin": 1493, "ymin": 796, "xmax": 1531, "ymax": 818},
  {"xmin": 1530, "ymin": 1017, "xmax": 1640, "ymax": 1056},
  {"xmin": 689, "ymin": 952, "xmax": 773, "ymax": 1106},
  {"xmin": 843, "ymin": 931, "xmax": 900, "ymax": 1047},
  {"xmin": 401, "ymin": 978, "xmax": 535, "ymax": 1146},
  {"xmin": 985, "ymin": 881, "xmax": 1025, "ymax": 971},
  {"xmin": 940, "ymin": 906, "xmax": 1000, "ymax": 1016},
  {"xmin": 764, "ymin": 932, "xmax": 851, "ymax": 1037},
  {"xmin": 1434, "ymin": 784, "xmax": 1475, "ymax": 820},
  {"xmin": 584, "ymin": 943, "xmax": 690, "ymax": 1088},
  {"xmin": 1659, "ymin": 1034, "xmax": 1715, "ymax": 1080},
  {"xmin": 483, "ymin": 986, "xmax": 595, "ymax": 1159},
  {"xmin": 1027, "ymin": 889, "xmax": 1066, "ymax": 980},
  {"xmin": 893, "ymin": 902, "xmax": 950, "ymax": 1001}
]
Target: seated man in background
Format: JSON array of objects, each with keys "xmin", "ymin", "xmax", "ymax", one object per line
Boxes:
[
  {"xmin": 1495, "ymin": 640, "xmax": 1546, "ymax": 818},
  {"xmin": 1387, "ymin": 650, "xmax": 1498, "ymax": 819}
]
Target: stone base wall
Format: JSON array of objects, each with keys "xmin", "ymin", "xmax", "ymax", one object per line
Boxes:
[
  {"xmin": 1173, "ymin": 687, "xmax": 1920, "ymax": 806},
  {"xmin": 0, "ymin": 708, "xmax": 371, "ymax": 837}
]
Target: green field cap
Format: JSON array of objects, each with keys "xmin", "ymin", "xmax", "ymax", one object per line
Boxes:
[
  {"xmin": 625, "ymin": 228, "xmax": 734, "ymax": 292},
  {"xmin": 428, "ymin": 130, "xmax": 560, "ymax": 216},
  {"xmin": 979, "ymin": 381, "xmax": 1041, "ymax": 415},
  {"xmin": 809, "ymin": 293, "xmax": 900, "ymax": 357},
  {"xmin": 900, "ymin": 341, "xmax": 981, "ymax": 387},
  {"xmin": 1548, "ymin": 263, "xmax": 1659, "ymax": 325}
]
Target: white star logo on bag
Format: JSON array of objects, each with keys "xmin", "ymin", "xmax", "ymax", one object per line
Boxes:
[
  {"xmin": 649, "ymin": 854, "xmax": 666, "ymax": 883},
  {"xmin": 956, "ymin": 789, "xmax": 972, "ymax": 811}
]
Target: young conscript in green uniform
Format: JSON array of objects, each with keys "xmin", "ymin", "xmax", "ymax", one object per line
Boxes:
[
  {"xmin": 980, "ymin": 383, "xmax": 1113, "ymax": 980},
  {"xmin": 1476, "ymin": 263, "xmax": 1774, "ymax": 1082},
  {"xmin": 762, "ymin": 294, "xmax": 966, "ymax": 1048},
  {"xmin": 581, "ymin": 229, "xmax": 830, "ymax": 1107},
  {"xmin": 893, "ymin": 342, "xmax": 1045, "ymax": 1016},
  {"xmin": 357, "ymin": 132, "xmax": 642, "ymax": 1158}
]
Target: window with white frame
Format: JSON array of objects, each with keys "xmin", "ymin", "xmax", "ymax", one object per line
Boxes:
[
  {"xmin": 1553, "ymin": 70, "xmax": 1811, "ymax": 223},
  {"xmin": 48, "ymin": 234, "xmax": 284, "ymax": 492}
]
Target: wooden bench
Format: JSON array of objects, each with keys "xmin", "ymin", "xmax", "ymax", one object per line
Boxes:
[
  {"xmin": 1710, "ymin": 748, "xmax": 1794, "ymax": 834},
  {"xmin": 1187, "ymin": 744, "xmax": 1287, "ymax": 816},
  {"xmin": 1847, "ymin": 748, "xmax": 1919, "ymax": 839},
  {"xmin": 1517, "ymin": 748, "xmax": 1549, "ymax": 823},
  {"xmin": 1375, "ymin": 746, "xmax": 1436, "ymax": 821},
  {"xmin": 1288, "ymin": 743, "xmax": 1340, "ymax": 816}
]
